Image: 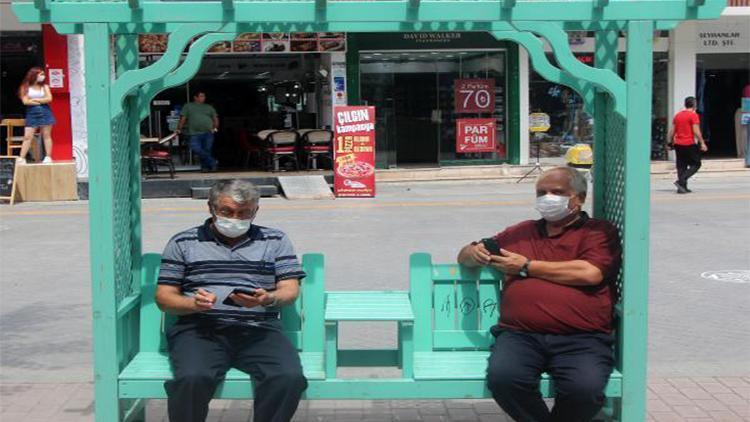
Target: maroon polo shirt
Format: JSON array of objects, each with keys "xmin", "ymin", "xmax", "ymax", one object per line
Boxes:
[{"xmin": 492, "ymin": 212, "xmax": 622, "ymax": 334}]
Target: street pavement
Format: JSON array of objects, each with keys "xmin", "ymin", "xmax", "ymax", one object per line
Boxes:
[{"xmin": 1, "ymin": 174, "xmax": 748, "ymax": 421}]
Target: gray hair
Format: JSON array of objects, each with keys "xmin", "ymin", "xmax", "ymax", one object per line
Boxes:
[
  {"xmin": 208, "ymin": 179, "xmax": 260, "ymax": 208},
  {"xmin": 540, "ymin": 167, "xmax": 588, "ymax": 197}
]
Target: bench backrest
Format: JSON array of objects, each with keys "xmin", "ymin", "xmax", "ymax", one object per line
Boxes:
[
  {"xmin": 139, "ymin": 252, "xmax": 325, "ymax": 354},
  {"xmin": 410, "ymin": 253, "xmax": 502, "ymax": 352}
]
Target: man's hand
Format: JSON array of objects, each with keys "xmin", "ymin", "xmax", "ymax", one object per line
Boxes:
[
  {"xmin": 489, "ymin": 249, "xmax": 528, "ymax": 275},
  {"xmin": 467, "ymin": 243, "xmax": 492, "ymax": 266},
  {"xmin": 193, "ymin": 288, "xmax": 217, "ymax": 311},
  {"xmin": 229, "ymin": 288, "xmax": 275, "ymax": 308},
  {"xmin": 700, "ymin": 142, "xmax": 708, "ymax": 152}
]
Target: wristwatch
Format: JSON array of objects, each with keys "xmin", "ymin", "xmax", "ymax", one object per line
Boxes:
[
  {"xmin": 267, "ymin": 293, "xmax": 279, "ymax": 307},
  {"xmin": 519, "ymin": 259, "xmax": 531, "ymax": 278}
]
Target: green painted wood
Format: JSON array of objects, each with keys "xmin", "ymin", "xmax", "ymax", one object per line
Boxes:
[
  {"xmin": 431, "ymin": 264, "xmax": 498, "ymax": 281},
  {"xmin": 324, "ymin": 291, "xmax": 414, "ymax": 321},
  {"xmin": 478, "ymin": 280, "xmax": 500, "ymax": 332},
  {"xmin": 111, "ymin": 23, "xmax": 222, "ymax": 116},
  {"xmin": 120, "ymin": 374, "xmax": 621, "ymax": 400},
  {"xmin": 83, "ymin": 22, "xmax": 121, "ymax": 422},
  {"xmin": 409, "ymin": 253, "xmax": 434, "ymax": 353},
  {"xmin": 620, "ymin": 20, "xmax": 653, "ymax": 422},
  {"xmin": 456, "ymin": 281, "xmax": 479, "ymax": 331},
  {"xmin": 301, "ymin": 254, "xmax": 326, "ymax": 353},
  {"xmin": 593, "ymin": 29, "xmax": 619, "ymax": 219},
  {"xmin": 514, "ymin": 21, "xmax": 626, "ymax": 116},
  {"xmin": 120, "ymin": 351, "xmax": 325, "ymax": 381},
  {"xmin": 432, "ymin": 330, "xmax": 493, "ymax": 349},
  {"xmin": 400, "ymin": 322, "xmax": 414, "ymax": 378},
  {"xmin": 433, "ymin": 282, "xmax": 455, "ymax": 332},
  {"xmin": 325, "ymin": 322, "xmax": 337, "ymax": 378},
  {"xmin": 139, "ymin": 254, "xmax": 163, "ymax": 353},
  {"xmin": 13, "ymin": 0, "xmax": 728, "ymax": 25},
  {"xmin": 47, "ymin": 20, "xmax": 681, "ymax": 35},
  {"xmin": 139, "ymin": 32, "xmax": 238, "ymax": 121},
  {"xmin": 337, "ymin": 350, "xmax": 399, "ymax": 367}
]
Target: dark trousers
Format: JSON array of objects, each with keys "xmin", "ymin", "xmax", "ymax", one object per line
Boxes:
[
  {"xmin": 189, "ymin": 132, "xmax": 217, "ymax": 170},
  {"xmin": 674, "ymin": 144, "xmax": 702, "ymax": 188},
  {"xmin": 165, "ymin": 322, "xmax": 307, "ymax": 422},
  {"xmin": 486, "ymin": 328, "xmax": 614, "ymax": 422}
]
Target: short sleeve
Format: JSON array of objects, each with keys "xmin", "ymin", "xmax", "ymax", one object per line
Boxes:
[
  {"xmin": 179, "ymin": 104, "xmax": 190, "ymax": 118},
  {"xmin": 273, "ymin": 234, "xmax": 306, "ymax": 283},
  {"xmin": 579, "ymin": 223, "xmax": 622, "ymax": 281},
  {"xmin": 691, "ymin": 112, "xmax": 700, "ymax": 125},
  {"xmin": 158, "ymin": 237, "xmax": 187, "ymax": 286},
  {"xmin": 209, "ymin": 105, "xmax": 218, "ymax": 118}
]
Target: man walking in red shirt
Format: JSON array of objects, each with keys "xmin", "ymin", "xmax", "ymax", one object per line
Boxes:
[
  {"xmin": 668, "ymin": 96, "xmax": 708, "ymax": 193},
  {"xmin": 458, "ymin": 167, "xmax": 622, "ymax": 422}
]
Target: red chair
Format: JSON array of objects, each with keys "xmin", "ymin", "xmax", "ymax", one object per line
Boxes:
[
  {"xmin": 265, "ymin": 131, "xmax": 299, "ymax": 172},
  {"xmin": 301, "ymin": 129, "xmax": 333, "ymax": 170},
  {"xmin": 141, "ymin": 136, "xmax": 175, "ymax": 178},
  {"xmin": 236, "ymin": 129, "xmax": 263, "ymax": 169}
]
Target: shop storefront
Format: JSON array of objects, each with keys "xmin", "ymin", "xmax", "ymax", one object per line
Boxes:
[
  {"xmin": 136, "ymin": 32, "xmax": 344, "ymax": 172},
  {"xmin": 669, "ymin": 9, "xmax": 750, "ymax": 160},
  {"xmin": 347, "ymin": 32, "xmax": 521, "ymax": 169}
]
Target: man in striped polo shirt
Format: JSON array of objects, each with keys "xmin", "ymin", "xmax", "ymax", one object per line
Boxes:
[{"xmin": 156, "ymin": 179, "xmax": 307, "ymax": 422}]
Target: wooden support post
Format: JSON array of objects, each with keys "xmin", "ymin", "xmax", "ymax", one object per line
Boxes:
[
  {"xmin": 84, "ymin": 22, "xmax": 121, "ymax": 422},
  {"xmin": 620, "ymin": 20, "xmax": 653, "ymax": 422}
]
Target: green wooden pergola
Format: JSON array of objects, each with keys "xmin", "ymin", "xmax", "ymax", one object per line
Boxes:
[{"xmin": 12, "ymin": 1, "xmax": 725, "ymax": 421}]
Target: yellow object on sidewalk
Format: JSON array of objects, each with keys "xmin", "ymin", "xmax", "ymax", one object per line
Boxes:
[{"xmin": 565, "ymin": 143, "xmax": 594, "ymax": 167}]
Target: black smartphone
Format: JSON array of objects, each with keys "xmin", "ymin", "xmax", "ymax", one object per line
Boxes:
[
  {"xmin": 481, "ymin": 237, "xmax": 501, "ymax": 256},
  {"xmin": 222, "ymin": 287, "xmax": 257, "ymax": 307}
]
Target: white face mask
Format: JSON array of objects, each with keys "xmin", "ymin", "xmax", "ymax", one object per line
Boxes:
[
  {"xmin": 535, "ymin": 194, "xmax": 574, "ymax": 222},
  {"xmin": 214, "ymin": 216, "xmax": 252, "ymax": 238},
  {"xmin": 37, "ymin": 75, "xmax": 45, "ymax": 83}
]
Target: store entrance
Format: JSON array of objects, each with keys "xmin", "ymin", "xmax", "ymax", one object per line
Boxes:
[
  {"xmin": 697, "ymin": 53, "xmax": 750, "ymax": 158},
  {"xmin": 361, "ymin": 51, "xmax": 506, "ymax": 168}
]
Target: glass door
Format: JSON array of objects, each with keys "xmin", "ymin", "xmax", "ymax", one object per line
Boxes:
[{"xmin": 360, "ymin": 50, "xmax": 506, "ymax": 168}]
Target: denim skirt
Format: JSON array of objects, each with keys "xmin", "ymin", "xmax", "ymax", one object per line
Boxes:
[{"xmin": 25, "ymin": 104, "xmax": 56, "ymax": 128}]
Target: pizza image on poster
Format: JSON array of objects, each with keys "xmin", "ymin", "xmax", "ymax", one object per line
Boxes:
[{"xmin": 333, "ymin": 106, "xmax": 376, "ymax": 197}]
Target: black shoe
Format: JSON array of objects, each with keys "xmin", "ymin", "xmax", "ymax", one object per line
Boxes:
[{"xmin": 674, "ymin": 181, "xmax": 688, "ymax": 194}]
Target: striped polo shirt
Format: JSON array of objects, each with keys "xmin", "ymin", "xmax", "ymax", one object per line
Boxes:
[{"xmin": 157, "ymin": 219, "xmax": 306, "ymax": 329}]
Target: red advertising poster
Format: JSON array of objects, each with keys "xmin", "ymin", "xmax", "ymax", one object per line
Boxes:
[
  {"xmin": 456, "ymin": 118, "xmax": 496, "ymax": 153},
  {"xmin": 454, "ymin": 79, "xmax": 495, "ymax": 113},
  {"xmin": 333, "ymin": 106, "xmax": 376, "ymax": 197}
]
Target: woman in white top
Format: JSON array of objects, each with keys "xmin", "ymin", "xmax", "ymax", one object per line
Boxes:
[{"xmin": 18, "ymin": 67, "xmax": 56, "ymax": 164}]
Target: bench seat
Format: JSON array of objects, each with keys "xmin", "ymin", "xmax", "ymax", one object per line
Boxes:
[
  {"xmin": 413, "ymin": 351, "xmax": 622, "ymax": 396},
  {"xmin": 119, "ymin": 351, "xmax": 325, "ymax": 398}
]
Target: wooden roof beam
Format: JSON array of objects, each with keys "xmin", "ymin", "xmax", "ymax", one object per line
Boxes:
[{"xmin": 12, "ymin": 0, "xmax": 728, "ymax": 24}]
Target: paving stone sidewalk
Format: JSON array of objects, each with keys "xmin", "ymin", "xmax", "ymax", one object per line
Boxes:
[{"xmin": 1, "ymin": 376, "xmax": 747, "ymax": 421}]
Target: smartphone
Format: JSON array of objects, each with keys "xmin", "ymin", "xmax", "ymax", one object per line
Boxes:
[
  {"xmin": 481, "ymin": 237, "xmax": 501, "ymax": 256},
  {"xmin": 222, "ymin": 287, "xmax": 257, "ymax": 307}
]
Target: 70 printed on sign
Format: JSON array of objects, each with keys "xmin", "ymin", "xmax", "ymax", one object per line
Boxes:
[{"xmin": 456, "ymin": 118, "xmax": 496, "ymax": 153}]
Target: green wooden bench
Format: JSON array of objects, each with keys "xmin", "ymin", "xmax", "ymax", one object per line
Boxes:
[
  {"xmin": 118, "ymin": 253, "xmax": 327, "ymax": 400},
  {"xmin": 408, "ymin": 253, "xmax": 622, "ymax": 407},
  {"xmin": 118, "ymin": 251, "xmax": 622, "ymax": 420}
]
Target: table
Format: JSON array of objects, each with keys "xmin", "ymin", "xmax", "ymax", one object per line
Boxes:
[{"xmin": 324, "ymin": 291, "xmax": 414, "ymax": 378}]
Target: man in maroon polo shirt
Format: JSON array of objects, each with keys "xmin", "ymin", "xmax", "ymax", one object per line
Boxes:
[{"xmin": 458, "ymin": 167, "xmax": 622, "ymax": 422}]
